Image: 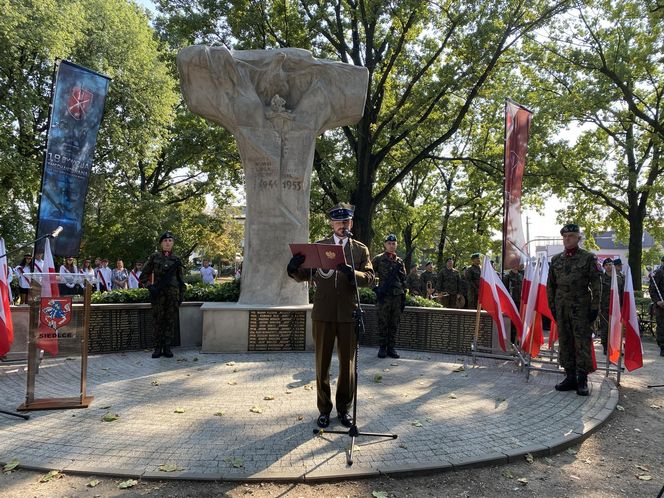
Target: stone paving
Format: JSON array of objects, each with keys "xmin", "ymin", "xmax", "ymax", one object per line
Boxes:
[{"xmin": 0, "ymin": 348, "xmax": 618, "ymax": 481}]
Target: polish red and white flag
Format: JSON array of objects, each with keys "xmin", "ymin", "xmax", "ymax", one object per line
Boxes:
[
  {"xmin": 478, "ymin": 256, "xmax": 522, "ymax": 352},
  {"xmin": 37, "ymin": 240, "xmax": 60, "ymax": 356},
  {"xmin": 521, "ymin": 258, "xmax": 542, "ymax": 355},
  {"xmin": 0, "ymin": 238, "xmax": 14, "ymax": 357},
  {"xmin": 607, "ymin": 264, "xmax": 622, "ymax": 366},
  {"xmin": 621, "ymin": 265, "xmax": 643, "ymax": 371}
]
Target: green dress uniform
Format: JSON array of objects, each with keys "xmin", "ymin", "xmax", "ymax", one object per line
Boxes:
[
  {"xmin": 597, "ymin": 270, "xmax": 624, "ymax": 353},
  {"xmin": 288, "ymin": 237, "xmax": 374, "ymax": 417},
  {"xmin": 464, "ymin": 264, "xmax": 482, "ymax": 309},
  {"xmin": 372, "ymin": 252, "xmax": 407, "ymax": 351},
  {"xmin": 140, "ymin": 251, "xmax": 185, "ymax": 351},
  {"xmin": 437, "ymin": 267, "xmax": 462, "ymax": 308},
  {"xmin": 649, "ymin": 265, "xmax": 664, "ymax": 355},
  {"xmin": 547, "ymin": 248, "xmax": 601, "ymax": 375}
]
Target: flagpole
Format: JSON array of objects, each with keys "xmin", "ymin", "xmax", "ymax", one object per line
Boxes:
[
  {"xmin": 472, "ymin": 299, "xmax": 482, "ymax": 367},
  {"xmin": 501, "ymin": 99, "xmax": 508, "ymax": 277},
  {"xmin": 616, "ymin": 325, "xmax": 624, "ymax": 386}
]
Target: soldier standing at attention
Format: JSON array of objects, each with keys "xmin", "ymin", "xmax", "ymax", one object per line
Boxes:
[
  {"xmin": 597, "ymin": 258, "xmax": 623, "ymax": 355},
  {"xmin": 437, "ymin": 257, "xmax": 462, "ymax": 308},
  {"xmin": 406, "ymin": 265, "xmax": 421, "ymax": 296},
  {"xmin": 372, "ymin": 234, "xmax": 407, "ymax": 359},
  {"xmin": 465, "ymin": 253, "xmax": 482, "ymax": 309},
  {"xmin": 649, "ymin": 256, "xmax": 664, "ymax": 357},
  {"xmin": 613, "ymin": 257, "xmax": 624, "ymax": 277},
  {"xmin": 503, "ymin": 264, "xmax": 524, "ymax": 343},
  {"xmin": 420, "ymin": 261, "xmax": 437, "ymax": 299},
  {"xmin": 140, "ymin": 232, "xmax": 186, "ymax": 359},
  {"xmin": 547, "ymin": 224, "xmax": 601, "ymax": 396},
  {"xmin": 286, "ymin": 203, "xmax": 374, "ymax": 429}
]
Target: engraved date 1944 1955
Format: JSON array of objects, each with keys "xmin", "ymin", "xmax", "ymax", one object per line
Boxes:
[{"xmin": 258, "ymin": 179, "xmax": 303, "ymax": 191}]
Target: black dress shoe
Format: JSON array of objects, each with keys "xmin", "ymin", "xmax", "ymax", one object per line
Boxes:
[
  {"xmin": 338, "ymin": 412, "xmax": 353, "ymax": 428},
  {"xmin": 387, "ymin": 347, "xmax": 400, "ymax": 359},
  {"xmin": 162, "ymin": 346, "xmax": 174, "ymax": 358},
  {"xmin": 660, "ymin": 346, "xmax": 664, "ymax": 357},
  {"xmin": 316, "ymin": 413, "xmax": 330, "ymax": 428},
  {"xmin": 377, "ymin": 346, "xmax": 387, "ymax": 358},
  {"xmin": 151, "ymin": 347, "xmax": 162, "ymax": 358}
]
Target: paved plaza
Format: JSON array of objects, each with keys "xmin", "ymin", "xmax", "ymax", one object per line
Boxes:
[{"xmin": 0, "ymin": 348, "xmax": 618, "ymax": 481}]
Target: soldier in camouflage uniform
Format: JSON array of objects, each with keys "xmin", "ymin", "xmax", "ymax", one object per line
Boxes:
[
  {"xmin": 140, "ymin": 231, "xmax": 186, "ymax": 359},
  {"xmin": 503, "ymin": 264, "xmax": 523, "ymax": 343},
  {"xmin": 547, "ymin": 224, "xmax": 601, "ymax": 396},
  {"xmin": 437, "ymin": 257, "xmax": 462, "ymax": 308},
  {"xmin": 419, "ymin": 261, "xmax": 437, "ymax": 299},
  {"xmin": 464, "ymin": 253, "xmax": 482, "ymax": 309},
  {"xmin": 649, "ymin": 256, "xmax": 664, "ymax": 357},
  {"xmin": 372, "ymin": 234, "xmax": 407, "ymax": 359},
  {"xmin": 596, "ymin": 258, "xmax": 624, "ymax": 355},
  {"xmin": 406, "ymin": 265, "xmax": 421, "ymax": 296}
]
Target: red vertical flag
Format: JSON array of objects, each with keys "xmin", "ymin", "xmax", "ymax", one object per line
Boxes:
[
  {"xmin": 503, "ymin": 100, "xmax": 533, "ymax": 270},
  {"xmin": 0, "ymin": 238, "xmax": 14, "ymax": 356},
  {"xmin": 621, "ymin": 265, "xmax": 643, "ymax": 371},
  {"xmin": 37, "ymin": 239, "xmax": 60, "ymax": 356},
  {"xmin": 608, "ymin": 265, "xmax": 622, "ymax": 365}
]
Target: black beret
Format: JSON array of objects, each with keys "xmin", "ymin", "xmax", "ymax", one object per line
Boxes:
[
  {"xmin": 159, "ymin": 231, "xmax": 175, "ymax": 243},
  {"xmin": 384, "ymin": 234, "xmax": 397, "ymax": 242},
  {"xmin": 560, "ymin": 223, "xmax": 580, "ymax": 235},
  {"xmin": 602, "ymin": 258, "xmax": 613, "ymax": 266},
  {"xmin": 661, "ymin": 256, "xmax": 664, "ymax": 263},
  {"xmin": 613, "ymin": 257, "xmax": 623, "ymax": 265},
  {"xmin": 446, "ymin": 257, "xmax": 454, "ymax": 262},
  {"xmin": 470, "ymin": 252, "xmax": 480, "ymax": 259},
  {"xmin": 328, "ymin": 202, "xmax": 354, "ymax": 220},
  {"xmin": 425, "ymin": 261, "xmax": 433, "ymax": 266}
]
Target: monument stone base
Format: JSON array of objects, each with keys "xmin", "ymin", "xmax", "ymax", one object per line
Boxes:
[{"xmin": 201, "ymin": 303, "xmax": 314, "ymax": 353}]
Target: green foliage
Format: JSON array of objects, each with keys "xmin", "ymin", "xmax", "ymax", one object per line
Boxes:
[
  {"xmin": 91, "ymin": 288, "xmax": 150, "ymax": 303},
  {"xmin": 91, "ymin": 279, "xmax": 241, "ymax": 303}
]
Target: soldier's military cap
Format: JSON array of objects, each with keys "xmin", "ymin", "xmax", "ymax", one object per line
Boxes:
[
  {"xmin": 425, "ymin": 261, "xmax": 433, "ymax": 266},
  {"xmin": 384, "ymin": 234, "xmax": 397, "ymax": 242},
  {"xmin": 328, "ymin": 203, "xmax": 354, "ymax": 220},
  {"xmin": 446, "ymin": 257, "xmax": 454, "ymax": 262},
  {"xmin": 602, "ymin": 258, "xmax": 613, "ymax": 266},
  {"xmin": 560, "ymin": 223, "xmax": 580, "ymax": 235},
  {"xmin": 470, "ymin": 253, "xmax": 480, "ymax": 259},
  {"xmin": 159, "ymin": 231, "xmax": 175, "ymax": 242},
  {"xmin": 661, "ymin": 256, "xmax": 664, "ymax": 263},
  {"xmin": 613, "ymin": 257, "xmax": 623, "ymax": 266}
]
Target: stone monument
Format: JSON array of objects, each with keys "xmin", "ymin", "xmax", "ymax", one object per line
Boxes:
[{"xmin": 177, "ymin": 46, "xmax": 369, "ymax": 306}]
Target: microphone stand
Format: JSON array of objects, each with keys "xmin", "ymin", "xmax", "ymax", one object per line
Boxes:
[
  {"xmin": 0, "ymin": 226, "xmax": 62, "ymax": 421},
  {"xmin": 314, "ymin": 229, "xmax": 397, "ymax": 466}
]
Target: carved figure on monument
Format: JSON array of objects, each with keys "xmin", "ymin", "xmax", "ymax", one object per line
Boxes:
[{"xmin": 177, "ymin": 46, "xmax": 369, "ymax": 305}]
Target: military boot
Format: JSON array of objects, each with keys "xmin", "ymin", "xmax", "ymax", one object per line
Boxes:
[
  {"xmin": 162, "ymin": 346, "xmax": 174, "ymax": 358},
  {"xmin": 377, "ymin": 346, "xmax": 387, "ymax": 358},
  {"xmin": 660, "ymin": 346, "xmax": 664, "ymax": 357},
  {"xmin": 554, "ymin": 369, "xmax": 577, "ymax": 391},
  {"xmin": 576, "ymin": 371, "xmax": 589, "ymax": 396},
  {"xmin": 151, "ymin": 347, "xmax": 162, "ymax": 359}
]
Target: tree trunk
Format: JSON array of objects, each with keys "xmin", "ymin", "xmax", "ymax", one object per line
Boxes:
[{"xmin": 402, "ymin": 223, "xmax": 414, "ymax": 270}]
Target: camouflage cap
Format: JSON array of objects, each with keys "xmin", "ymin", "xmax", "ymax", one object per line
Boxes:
[
  {"xmin": 384, "ymin": 234, "xmax": 397, "ymax": 242},
  {"xmin": 560, "ymin": 223, "xmax": 580, "ymax": 235},
  {"xmin": 328, "ymin": 202, "xmax": 354, "ymax": 221}
]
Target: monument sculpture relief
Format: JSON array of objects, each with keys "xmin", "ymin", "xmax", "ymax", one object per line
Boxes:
[{"xmin": 177, "ymin": 46, "xmax": 369, "ymax": 305}]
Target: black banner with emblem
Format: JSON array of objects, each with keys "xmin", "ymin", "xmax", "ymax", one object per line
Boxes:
[{"xmin": 36, "ymin": 60, "xmax": 110, "ymax": 257}]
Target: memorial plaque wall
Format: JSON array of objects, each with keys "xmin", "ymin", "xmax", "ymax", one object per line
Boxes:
[
  {"xmin": 361, "ymin": 306, "xmax": 493, "ymax": 354},
  {"xmin": 248, "ymin": 310, "xmax": 306, "ymax": 351}
]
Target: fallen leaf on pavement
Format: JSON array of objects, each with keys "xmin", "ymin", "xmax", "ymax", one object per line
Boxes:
[
  {"xmin": 118, "ymin": 479, "xmax": 138, "ymax": 488},
  {"xmin": 636, "ymin": 474, "xmax": 653, "ymax": 481},
  {"xmin": 517, "ymin": 477, "xmax": 528, "ymax": 485},
  {"xmin": 174, "ymin": 407, "xmax": 185, "ymax": 414},
  {"xmin": 264, "ymin": 395, "xmax": 275, "ymax": 400},
  {"xmin": 214, "ymin": 411, "xmax": 224, "ymax": 417},
  {"xmin": 372, "ymin": 491, "xmax": 388, "ymax": 498},
  {"xmin": 101, "ymin": 413, "xmax": 119, "ymax": 422},
  {"xmin": 525, "ymin": 453, "xmax": 534, "ymax": 463},
  {"xmin": 159, "ymin": 464, "xmax": 184, "ymax": 472},
  {"xmin": 223, "ymin": 457, "xmax": 244, "ymax": 468},
  {"xmin": 616, "ymin": 405, "xmax": 625, "ymax": 411},
  {"xmin": 3, "ymin": 459, "xmax": 19, "ymax": 473},
  {"xmin": 87, "ymin": 479, "xmax": 100, "ymax": 487},
  {"xmin": 250, "ymin": 406, "xmax": 263, "ymax": 413},
  {"xmin": 373, "ymin": 374, "xmax": 383, "ymax": 383},
  {"xmin": 449, "ymin": 393, "xmax": 457, "ymax": 399},
  {"xmin": 39, "ymin": 470, "xmax": 62, "ymax": 483}
]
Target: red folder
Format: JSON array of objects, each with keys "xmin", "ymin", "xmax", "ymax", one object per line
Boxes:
[{"xmin": 289, "ymin": 243, "xmax": 347, "ymax": 270}]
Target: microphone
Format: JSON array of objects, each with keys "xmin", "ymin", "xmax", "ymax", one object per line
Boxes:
[
  {"xmin": 51, "ymin": 226, "xmax": 64, "ymax": 238},
  {"xmin": 343, "ymin": 228, "xmax": 353, "ymax": 238}
]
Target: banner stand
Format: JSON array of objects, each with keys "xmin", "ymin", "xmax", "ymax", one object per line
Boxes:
[{"xmin": 18, "ymin": 280, "xmax": 93, "ymax": 411}]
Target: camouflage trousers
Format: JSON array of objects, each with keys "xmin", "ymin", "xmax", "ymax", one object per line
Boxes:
[
  {"xmin": 467, "ymin": 289, "xmax": 478, "ymax": 310},
  {"xmin": 656, "ymin": 306, "xmax": 664, "ymax": 348},
  {"xmin": 377, "ymin": 294, "xmax": 403, "ymax": 348},
  {"xmin": 555, "ymin": 300, "xmax": 594, "ymax": 373},
  {"xmin": 440, "ymin": 293, "xmax": 458, "ymax": 308},
  {"xmin": 596, "ymin": 307, "xmax": 610, "ymax": 347},
  {"xmin": 151, "ymin": 287, "xmax": 180, "ymax": 347}
]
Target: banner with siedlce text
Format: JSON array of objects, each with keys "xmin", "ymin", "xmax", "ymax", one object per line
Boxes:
[{"xmin": 36, "ymin": 60, "xmax": 110, "ymax": 257}]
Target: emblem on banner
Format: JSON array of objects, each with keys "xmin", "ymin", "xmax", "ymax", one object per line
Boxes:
[
  {"xmin": 40, "ymin": 297, "xmax": 73, "ymax": 330},
  {"xmin": 67, "ymin": 86, "xmax": 93, "ymax": 120}
]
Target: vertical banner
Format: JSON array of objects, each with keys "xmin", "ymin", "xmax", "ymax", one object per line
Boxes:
[
  {"xmin": 36, "ymin": 60, "xmax": 110, "ymax": 257},
  {"xmin": 502, "ymin": 99, "xmax": 533, "ymax": 272}
]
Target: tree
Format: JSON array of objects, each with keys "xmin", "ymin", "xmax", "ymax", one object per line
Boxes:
[{"xmin": 525, "ymin": 0, "xmax": 664, "ymax": 284}]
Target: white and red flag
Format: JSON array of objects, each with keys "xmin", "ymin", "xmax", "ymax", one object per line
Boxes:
[
  {"xmin": 534, "ymin": 256, "xmax": 557, "ymax": 354},
  {"xmin": 608, "ymin": 264, "xmax": 622, "ymax": 365},
  {"xmin": 0, "ymin": 238, "xmax": 14, "ymax": 357},
  {"xmin": 37, "ymin": 240, "xmax": 60, "ymax": 357},
  {"xmin": 521, "ymin": 258, "xmax": 543, "ymax": 355},
  {"xmin": 621, "ymin": 265, "xmax": 643, "ymax": 371},
  {"xmin": 478, "ymin": 256, "xmax": 523, "ymax": 352}
]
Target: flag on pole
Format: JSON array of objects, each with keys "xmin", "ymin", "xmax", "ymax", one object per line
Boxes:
[
  {"xmin": 608, "ymin": 265, "xmax": 622, "ymax": 365},
  {"xmin": 521, "ymin": 258, "xmax": 541, "ymax": 353},
  {"xmin": 478, "ymin": 256, "xmax": 522, "ymax": 352},
  {"xmin": 520, "ymin": 259, "xmax": 534, "ymax": 318},
  {"xmin": 0, "ymin": 238, "xmax": 14, "ymax": 357},
  {"xmin": 621, "ymin": 265, "xmax": 643, "ymax": 371},
  {"xmin": 534, "ymin": 256, "xmax": 557, "ymax": 354},
  {"xmin": 37, "ymin": 239, "xmax": 60, "ymax": 356}
]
